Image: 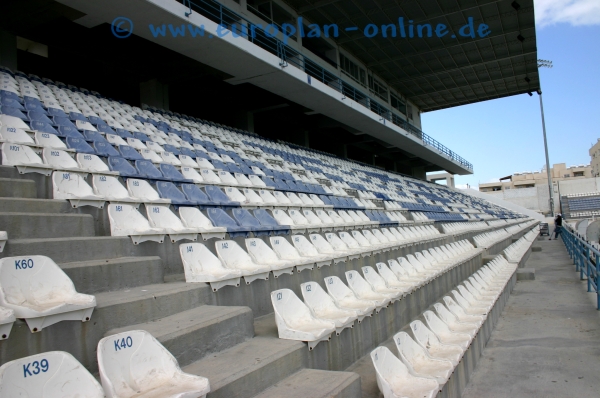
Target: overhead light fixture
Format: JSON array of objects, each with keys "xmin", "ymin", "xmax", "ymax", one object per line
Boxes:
[
  {"xmin": 528, "ymin": 92, "xmax": 533, "ymax": 96},
  {"xmin": 517, "ymin": 34, "xmax": 525, "ymax": 42},
  {"xmin": 536, "ymin": 89, "xmax": 542, "ymax": 95},
  {"xmin": 525, "ymin": 77, "xmax": 531, "ymax": 83},
  {"xmin": 511, "ymin": 1, "xmax": 521, "ymax": 11}
]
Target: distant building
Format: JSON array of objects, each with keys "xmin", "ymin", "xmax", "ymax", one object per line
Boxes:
[
  {"xmin": 479, "ymin": 163, "xmax": 591, "ymax": 193},
  {"xmin": 590, "ymin": 139, "xmax": 600, "ymax": 177}
]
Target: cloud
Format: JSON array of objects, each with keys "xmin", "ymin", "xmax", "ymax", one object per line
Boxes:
[{"xmin": 535, "ymin": 0, "xmax": 600, "ymax": 27}]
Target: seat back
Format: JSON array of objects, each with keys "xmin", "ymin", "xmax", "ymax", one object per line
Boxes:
[
  {"xmin": 135, "ymin": 160, "xmax": 162, "ymax": 179},
  {"xmin": 205, "ymin": 186, "xmax": 231, "ymax": 203},
  {"xmin": 243, "ymin": 189, "xmax": 263, "ymax": 204},
  {"xmin": 423, "ymin": 310, "xmax": 453, "ymax": 336},
  {"xmin": 225, "ymin": 187, "xmax": 247, "ymax": 203},
  {"xmin": 272, "ymin": 209, "xmax": 295, "ymax": 226},
  {"xmin": 0, "ymin": 256, "xmax": 79, "ymax": 308},
  {"xmin": 302, "ymin": 210, "xmax": 322, "ymax": 225},
  {"xmin": 108, "ymin": 156, "xmax": 137, "ymax": 176},
  {"xmin": 315, "ymin": 210, "xmax": 334, "ymax": 224},
  {"xmin": 43, "ymin": 148, "xmax": 79, "ymax": 169},
  {"xmin": 288, "ymin": 210, "xmax": 309, "ymax": 225},
  {"xmin": 179, "ymin": 184, "xmax": 208, "ymax": 204},
  {"xmin": 292, "ymin": 235, "xmax": 320, "ymax": 256},
  {"xmin": 362, "ymin": 266, "xmax": 387, "ymax": 290},
  {"xmin": 159, "ymin": 163, "xmax": 186, "ymax": 181},
  {"xmin": 126, "ymin": 179, "xmax": 161, "ymax": 201},
  {"xmin": 270, "ymin": 236, "xmax": 301, "ymax": 260},
  {"xmin": 179, "ymin": 207, "xmax": 215, "ymax": 229},
  {"xmin": 246, "ymin": 238, "xmax": 279, "ymax": 264},
  {"xmin": 35, "ymin": 132, "xmax": 67, "ymax": 149},
  {"xmin": 156, "ymin": 181, "xmax": 187, "ymax": 202},
  {"xmin": 273, "ymin": 191, "xmax": 291, "ymax": 204},
  {"xmin": 253, "ymin": 209, "xmax": 280, "ymax": 227},
  {"xmin": 410, "ymin": 320, "xmax": 443, "ymax": 350},
  {"xmin": 0, "ymin": 351, "xmax": 104, "ymax": 397},
  {"xmin": 146, "ymin": 204, "xmax": 185, "ymax": 229},
  {"xmin": 52, "ymin": 171, "xmax": 96, "ymax": 199},
  {"xmin": 370, "ymin": 346, "xmax": 412, "ymax": 398},
  {"xmin": 324, "ymin": 275, "xmax": 355, "ymax": 301},
  {"xmin": 309, "ymin": 234, "xmax": 335, "ymax": 254},
  {"xmin": 215, "ymin": 240, "xmax": 254, "ymax": 266},
  {"xmin": 180, "ymin": 242, "xmax": 230, "ymax": 279},
  {"xmin": 394, "ymin": 331, "xmax": 432, "ymax": 369},
  {"xmin": 93, "ymin": 175, "xmax": 129, "ymax": 199},
  {"xmin": 232, "ymin": 208, "xmax": 261, "ymax": 228},
  {"xmin": 1, "ymin": 142, "xmax": 44, "ymax": 166},
  {"xmin": 271, "ymin": 289, "xmax": 313, "ymax": 327},
  {"xmin": 98, "ymin": 330, "xmax": 181, "ymax": 396},
  {"xmin": 345, "ymin": 270, "xmax": 375, "ymax": 295},
  {"xmin": 207, "ymin": 208, "xmax": 238, "ymax": 228}
]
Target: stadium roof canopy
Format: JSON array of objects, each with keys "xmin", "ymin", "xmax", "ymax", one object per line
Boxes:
[{"xmin": 283, "ymin": 0, "xmax": 540, "ymax": 112}]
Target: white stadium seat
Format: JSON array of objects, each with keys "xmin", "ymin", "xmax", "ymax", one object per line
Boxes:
[
  {"xmin": 98, "ymin": 330, "xmax": 210, "ymax": 398},
  {"xmin": 215, "ymin": 240, "xmax": 271, "ymax": 284},
  {"xmin": 0, "ymin": 126, "xmax": 35, "ymax": 145},
  {"xmin": 126, "ymin": 179, "xmax": 171, "ymax": 204},
  {"xmin": 324, "ymin": 276, "xmax": 377, "ymax": 316},
  {"xmin": 309, "ymin": 234, "xmax": 347, "ymax": 264},
  {"xmin": 92, "ymin": 175, "xmax": 139, "ymax": 203},
  {"xmin": 271, "ymin": 289, "xmax": 336, "ymax": 350},
  {"xmin": 0, "ymin": 231, "xmax": 6, "ymax": 253},
  {"xmin": 0, "ymin": 351, "xmax": 104, "ymax": 397},
  {"xmin": 35, "ymin": 132, "xmax": 68, "ymax": 150},
  {"xmin": 0, "ymin": 255, "xmax": 96, "ymax": 332},
  {"xmin": 0, "ymin": 306, "xmax": 15, "ymax": 340},
  {"xmin": 300, "ymin": 281, "xmax": 358, "ymax": 334},
  {"xmin": 394, "ymin": 331, "xmax": 453, "ymax": 385},
  {"xmin": 76, "ymin": 153, "xmax": 119, "ymax": 175},
  {"xmin": 179, "ymin": 242, "xmax": 242, "ymax": 291},
  {"xmin": 145, "ymin": 204, "xmax": 198, "ymax": 243},
  {"xmin": 51, "ymin": 171, "xmax": 105, "ymax": 208},
  {"xmin": 409, "ymin": 320, "xmax": 463, "ymax": 365},
  {"xmin": 1, "ymin": 142, "xmax": 53, "ymax": 176},
  {"xmin": 245, "ymin": 238, "xmax": 295, "ymax": 278},
  {"xmin": 423, "ymin": 310, "xmax": 472, "ymax": 348},
  {"xmin": 107, "ymin": 203, "xmax": 166, "ymax": 244},
  {"xmin": 345, "ymin": 270, "xmax": 395, "ymax": 308},
  {"xmin": 371, "ymin": 346, "xmax": 439, "ymax": 398}
]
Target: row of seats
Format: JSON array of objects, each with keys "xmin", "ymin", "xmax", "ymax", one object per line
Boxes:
[
  {"xmin": 442, "ymin": 221, "xmax": 491, "ymax": 234},
  {"xmin": 179, "ymin": 227, "xmax": 451, "ymax": 290},
  {"xmin": 269, "ymin": 239, "xmax": 482, "ymax": 349},
  {"xmin": 503, "ymin": 229, "xmax": 538, "ymax": 264},
  {"xmin": 0, "ymin": 330, "xmax": 210, "ymax": 397},
  {"xmin": 371, "ymin": 254, "xmax": 519, "ymax": 397}
]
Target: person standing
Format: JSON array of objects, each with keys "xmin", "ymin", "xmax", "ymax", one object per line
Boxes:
[{"xmin": 550, "ymin": 213, "xmax": 562, "ymax": 240}]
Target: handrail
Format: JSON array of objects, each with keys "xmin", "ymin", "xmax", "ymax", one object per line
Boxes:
[
  {"xmin": 179, "ymin": 0, "xmax": 473, "ymax": 171},
  {"xmin": 562, "ymin": 226, "xmax": 600, "ymax": 309}
]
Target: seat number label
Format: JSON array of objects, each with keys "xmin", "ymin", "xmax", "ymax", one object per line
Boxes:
[{"xmin": 23, "ymin": 359, "xmax": 49, "ymax": 378}]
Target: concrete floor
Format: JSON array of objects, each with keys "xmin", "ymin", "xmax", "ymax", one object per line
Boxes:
[{"xmin": 462, "ymin": 237, "xmax": 600, "ymax": 398}]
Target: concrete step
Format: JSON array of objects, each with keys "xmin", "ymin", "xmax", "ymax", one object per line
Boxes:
[
  {"xmin": 0, "ymin": 197, "xmax": 72, "ymax": 213},
  {"xmin": 252, "ymin": 369, "xmax": 361, "ymax": 398},
  {"xmin": 0, "ymin": 177, "xmax": 36, "ymax": 198},
  {"xmin": 0, "ymin": 212, "xmax": 96, "ymax": 239},
  {"xmin": 60, "ymin": 256, "xmax": 165, "ymax": 294},
  {"xmin": 184, "ymin": 336, "xmax": 306, "ymax": 398},
  {"xmin": 0, "ymin": 166, "xmax": 52, "ymax": 199},
  {"xmin": 107, "ymin": 305, "xmax": 254, "ymax": 367}
]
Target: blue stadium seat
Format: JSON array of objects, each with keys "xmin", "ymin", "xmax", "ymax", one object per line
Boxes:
[
  {"xmin": 1, "ymin": 106, "xmax": 27, "ymax": 120},
  {"xmin": 69, "ymin": 112, "xmax": 87, "ymax": 122},
  {"xmin": 47, "ymin": 108, "xmax": 68, "ymax": 118},
  {"xmin": 57, "ymin": 125, "xmax": 84, "ymax": 139},
  {"xmin": 30, "ymin": 120, "xmax": 59, "ymax": 135},
  {"xmin": 87, "ymin": 116, "xmax": 108, "ymax": 126},
  {"xmin": 132, "ymin": 132, "xmax": 151, "ymax": 142},
  {"xmin": 0, "ymin": 97, "xmax": 24, "ymax": 110},
  {"xmin": 66, "ymin": 137, "xmax": 95, "ymax": 154},
  {"xmin": 180, "ymin": 184, "xmax": 214, "ymax": 207},
  {"xmin": 108, "ymin": 156, "xmax": 140, "ymax": 178},
  {"xmin": 114, "ymin": 128, "xmax": 133, "ymax": 139},
  {"xmin": 118, "ymin": 145, "xmax": 144, "ymax": 161},
  {"xmin": 136, "ymin": 160, "xmax": 168, "ymax": 180},
  {"xmin": 53, "ymin": 116, "xmax": 77, "ymax": 129},
  {"xmin": 253, "ymin": 209, "xmax": 290, "ymax": 235},
  {"xmin": 206, "ymin": 208, "xmax": 250, "ymax": 238},
  {"xmin": 156, "ymin": 181, "xmax": 197, "ymax": 206},
  {"xmin": 163, "ymin": 145, "xmax": 181, "ymax": 156},
  {"xmin": 231, "ymin": 208, "xmax": 273, "ymax": 237},
  {"xmin": 159, "ymin": 164, "xmax": 191, "ymax": 183},
  {"xmin": 93, "ymin": 141, "xmax": 119, "ymax": 157},
  {"xmin": 204, "ymin": 186, "xmax": 240, "ymax": 208},
  {"xmin": 83, "ymin": 131, "xmax": 108, "ymax": 143},
  {"xmin": 24, "ymin": 102, "xmax": 46, "ymax": 113}
]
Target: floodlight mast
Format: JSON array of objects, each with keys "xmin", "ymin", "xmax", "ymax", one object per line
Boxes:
[{"xmin": 537, "ymin": 59, "xmax": 554, "ymax": 217}]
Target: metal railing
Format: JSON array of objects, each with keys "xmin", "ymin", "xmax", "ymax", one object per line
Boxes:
[
  {"xmin": 562, "ymin": 226, "xmax": 600, "ymax": 309},
  {"xmin": 180, "ymin": 0, "xmax": 473, "ymax": 171}
]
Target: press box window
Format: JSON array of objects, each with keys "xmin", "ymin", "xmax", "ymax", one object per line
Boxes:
[
  {"xmin": 391, "ymin": 94, "xmax": 406, "ymax": 115},
  {"xmin": 340, "ymin": 53, "xmax": 365, "ymax": 85},
  {"xmin": 368, "ymin": 75, "xmax": 388, "ymax": 102}
]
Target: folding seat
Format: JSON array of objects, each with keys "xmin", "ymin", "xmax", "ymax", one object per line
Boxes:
[
  {"xmin": 0, "ymin": 125, "xmax": 34, "ymax": 145},
  {"xmin": 394, "ymin": 332, "xmax": 453, "ymax": 386},
  {"xmin": 324, "ymin": 275, "xmax": 377, "ymax": 315},
  {"xmin": 52, "ymin": 171, "xmax": 105, "ymax": 208},
  {"xmin": 98, "ymin": 330, "xmax": 210, "ymax": 398},
  {"xmin": 423, "ymin": 310, "xmax": 472, "ymax": 348},
  {"xmin": 271, "ymin": 289, "xmax": 336, "ymax": 350},
  {"xmin": 409, "ymin": 320, "xmax": 464, "ymax": 366},
  {"xmin": 0, "ymin": 351, "xmax": 105, "ymax": 396},
  {"xmin": 0, "ymin": 255, "xmax": 96, "ymax": 332},
  {"xmin": 215, "ymin": 240, "xmax": 271, "ymax": 283},
  {"xmin": 245, "ymin": 238, "xmax": 295, "ymax": 277},
  {"xmin": 1, "ymin": 143, "xmax": 53, "ymax": 176},
  {"xmin": 371, "ymin": 346, "xmax": 439, "ymax": 398},
  {"xmin": 0, "ymin": 305, "xmax": 15, "ymax": 339}
]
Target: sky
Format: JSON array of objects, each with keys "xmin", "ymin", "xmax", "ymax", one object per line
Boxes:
[{"xmin": 422, "ymin": 0, "xmax": 600, "ymax": 189}]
